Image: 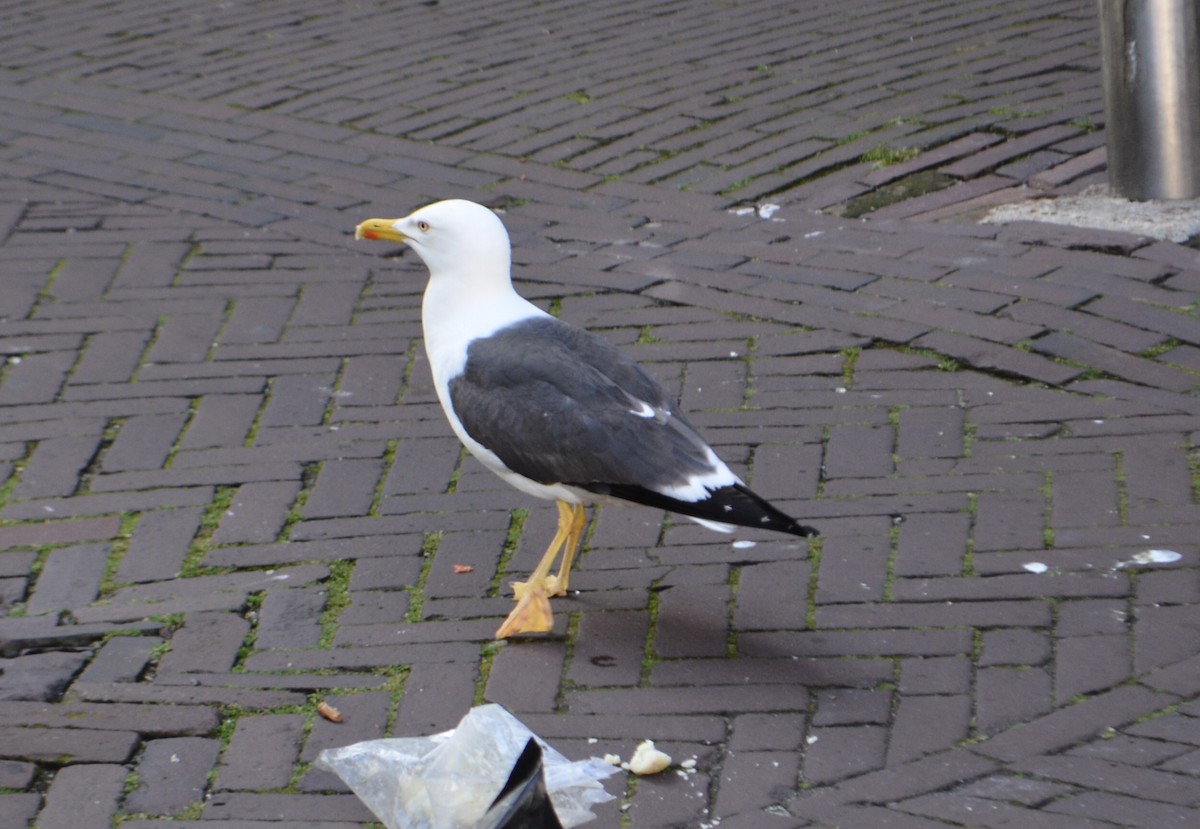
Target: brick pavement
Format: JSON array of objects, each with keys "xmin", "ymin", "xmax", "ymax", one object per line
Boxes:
[{"xmin": 1, "ymin": 1, "xmax": 1198, "ymax": 827}]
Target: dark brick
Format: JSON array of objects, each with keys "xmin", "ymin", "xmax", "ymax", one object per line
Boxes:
[
  {"xmin": 812, "ymin": 689, "xmax": 891, "ymax": 726},
  {"xmin": 0, "ymin": 725, "xmax": 139, "ymax": 763},
  {"xmin": 895, "ymin": 512, "xmax": 969, "ymax": 577},
  {"xmin": 36, "ymin": 763, "xmax": 127, "ymax": 829},
  {"xmin": 974, "ymin": 685, "xmax": 1177, "ymax": 763},
  {"xmin": 392, "ymin": 662, "xmax": 479, "ymax": 735},
  {"xmin": 216, "ymin": 713, "xmax": 307, "ymax": 792},
  {"xmin": 303, "ymin": 458, "xmax": 384, "ymax": 519},
  {"xmin": 256, "ymin": 586, "xmax": 325, "ymax": 649},
  {"xmin": 26, "ymin": 542, "xmax": 109, "ymax": 615},
  {"xmin": 0, "ymin": 351, "xmax": 74, "ymax": 405},
  {"xmin": 1045, "ymin": 790, "xmax": 1200, "ymax": 828},
  {"xmin": 888, "ymin": 694, "xmax": 971, "ymax": 764},
  {"xmin": 157, "ymin": 611, "xmax": 252, "ymax": 675},
  {"xmin": 203, "ymin": 793, "xmax": 374, "ymax": 823},
  {"xmin": 979, "ymin": 629, "xmax": 1051, "ymax": 667},
  {"xmin": 1055, "ymin": 634, "xmax": 1130, "ymax": 703},
  {"xmin": 76, "ymin": 634, "xmax": 163, "ymax": 683},
  {"xmin": 734, "ymin": 560, "xmax": 810, "ymax": 630},
  {"xmin": 125, "ymin": 736, "xmax": 221, "ymax": 815},
  {"xmin": 212, "ymin": 480, "xmax": 302, "ymax": 545},
  {"xmin": 178, "ymin": 394, "xmax": 262, "ymax": 450},
  {"xmin": 715, "ymin": 750, "xmax": 800, "ymax": 817},
  {"xmin": 802, "ymin": 725, "xmax": 886, "ymax": 785},
  {"xmin": 119, "ymin": 507, "xmax": 199, "ymax": 583},
  {"xmin": 654, "ymin": 583, "xmax": 729, "ymax": 659},
  {"xmin": 259, "ymin": 372, "xmax": 335, "ymax": 427},
  {"xmin": 568, "ymin": 609, "xmax": 648, "ymax": 688},
  {"xmin": 628, "ymin": 770, "xmax": 712, "ymax": 829},
  {"xmin": 484, "ymin": 640, "xmax": 565, "ymax": 713},
  {"xmin": 0, "ymin": 651, "xmax": 88, "ymax": 701},
  {"xmin": 13, "ymin": 433, "xmax": 101, "ymax": 499},
  {"xmin": 101, "ymin": 412, "xmax": 188, "ymax": 472},
  {"xmin": 146, "ymin": 313, "xmax": 225, "ymax": 364}
]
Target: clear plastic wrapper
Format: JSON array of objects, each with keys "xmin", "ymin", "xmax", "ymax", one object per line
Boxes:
[{"xmin": 316, "ymin": 704, "xmax": 618, "ymax": 829}]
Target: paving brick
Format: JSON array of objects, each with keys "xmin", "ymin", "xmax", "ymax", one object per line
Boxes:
[
  {"xmin": 115, "ymin": 507, "xmax": 200, "ymax": 584},
  {"xmin": 216, "ymin": 713, "xmax": 307, "ymax": 792},
  {"xmin": 802, "ymin": 725, "xmax": 886, "ymax": 785},
  {"xmin": 1055, "ymin": 634, "xmax": 1130, "ymax": 703},
  {"xmin": 912, "ymin": 329, "xmax": 1082, "ymax": 386},
  {"xmin": 734, "ymin": 560, "xmax": 810, "ymax": 630},
  {"xmin": 256, "ymin": 586, "xmax": 325, "ymax": 649},
  {"xmin": 0, "ymin": 725, "xmax": 139, "ymax": 763},
  {"xmin": 157, "ymin": 610, "xmax": 252, "ymax": 675},
  {"xmin": 484, "ymin": 640, "xmax": 565, "ymax": 713},
  {"xmin": 888, "ymin": 694, "xmax": 971, "ymax": 764},
  {"xmin": 13, "ymin": 433, "xmax": 101, "ymax": 499},
  {"xmin": 125, "ymin": 736, "xmax": 221, "ymax": 815},
  {"xmin": 26, "ymin": 542, "xmax": 109, "ymax": 616},
  {"xmin": 0, "ymin": 651, "xmax": 88, "ymax": 701},
  {"xmin": 715, "ymin": 750, "xmax": 800, "ymax": 817},
  {"xmin": 0, "ymin": 350, "xmax": 75, "ymax": 405},
  {"xmin": 3, "ymin": 4, "xmax": 1198, "ymax": 827},
  {"xmin": 894, "ymin": 512, "xmax": 969, "ymax": 577},
  {"xmin": 898, "ymin": 656, "xmax": 972, "ymax": 696},
  {"xmin": 35, "ymin": 763, "xmax": 127, "ymax": 829},
  {"xmin": 178, "ymin": 394, "xmax": 263, "ymax": 450},
  {"xmin": 76, "ymin": 634, "xmax": 163, "ymax": 684},
  {"xmin": 303, "ymin": 458, "xmax": 384, "ymax": 519},
  {"xmin": 567, "ymin": 609, "xmax": 649, "ymax": 688},
  {"xmin": 979, "ymin": 629, "xmax": 1051, "ymax": 667},
  {"xmin": 975, "ymin": 685, "xmax": 1179, "ymax": 763},
  {"xmin": 212, "ymin": 480, "xmax": 302, "ymax": 545},
  {"xmin": 1046, "ymin": 790, "xmax": 1200, "ymax": 828}
]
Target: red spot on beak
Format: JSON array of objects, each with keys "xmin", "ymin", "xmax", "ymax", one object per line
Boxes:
[{"xmin": 362, "ymin": 229, "xmax": 380, "ymax": 240}]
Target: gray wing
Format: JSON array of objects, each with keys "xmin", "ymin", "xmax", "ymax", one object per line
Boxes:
[{"xmin": 447, "ymin": 316, "xmax": 717, "ymax": 492}]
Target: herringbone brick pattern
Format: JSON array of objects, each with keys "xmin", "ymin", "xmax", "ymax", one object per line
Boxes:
[{"xmin": 1, "ymin": 1, "xmax": 1198, "ymax": 828}]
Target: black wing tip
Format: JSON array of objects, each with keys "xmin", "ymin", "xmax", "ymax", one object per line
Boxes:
[
  {"xmin": 787, "ymin": 522, "xmax": 820, "ymax": 538},
  {"xmin": 582, "ymin": 482, "xmax": 818, "ymax": 539}
]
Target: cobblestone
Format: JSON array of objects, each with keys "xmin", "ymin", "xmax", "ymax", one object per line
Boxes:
[{"xmin": 1, "ymin": 1, "xmax": 1198, "ymax": 827}]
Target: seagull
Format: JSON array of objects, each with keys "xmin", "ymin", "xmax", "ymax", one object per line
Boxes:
[{"xmin": 355, "ymin": 200, "xmax": 817, "ymax": 638}]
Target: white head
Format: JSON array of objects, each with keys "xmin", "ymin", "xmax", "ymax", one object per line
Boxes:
[{"xmin": 355, "ymin": 199, "xmax": 512, "ymax": 288}]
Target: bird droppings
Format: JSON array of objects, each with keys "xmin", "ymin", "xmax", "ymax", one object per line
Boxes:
[
  {"xmin": 1117, "ymin": 549, "xmax": 1183, "ymax": 568},
  {"xmin": 1023, "ymin": 562, "xmax": 1049, "ymax": 574},
  {"xmin": 757, "ymin": 203, "xmax": 781, "ymax": 219},
  {"xmin": 732, "ymin": 539, "xmax": 757, "ymax": 549},
  {"xmin": 806, "ymin": 735, "xmax": 818, "ymax": 745}
]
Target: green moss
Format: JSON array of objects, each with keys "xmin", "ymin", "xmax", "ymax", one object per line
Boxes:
[
  {"xmin": 805, "ymin": 536, "xmax": 823, "ymax": 629},
  {"xmin": 861, "ymin": 144, "xmax": 920, "ymax": 168},
  {"xmin": 490, "ymin": 509, "xmax": 528, "ymax": 597},
  {"xmin": 318, "ymin": 560, "xmax": 355, "ymax": 649},
  {"xmin": 404, "ymin": 531, "xmax": 442, "ymax": 623},
  {"xmin": 839, "ymin": 170, "xmax": 956, "ymax": 219}
]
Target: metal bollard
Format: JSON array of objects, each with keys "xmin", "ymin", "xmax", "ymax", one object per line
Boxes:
[{"xmin": 1097, "ymin": 0, "xmax": 1200, "ymax": 200}]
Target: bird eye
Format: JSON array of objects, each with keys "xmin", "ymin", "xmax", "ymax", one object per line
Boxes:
[{"xmin": 417, "ymin": 220, "xmax": 431, "ymax": 232}]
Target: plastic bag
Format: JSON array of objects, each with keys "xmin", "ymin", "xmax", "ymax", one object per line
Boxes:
[
  {"xmin": 477, "ymin": 738, "xmax": 560, "ymax": 829},
  {"xmin": 315, "ymin": 704, "xmax": 618, "ymax": 829}
]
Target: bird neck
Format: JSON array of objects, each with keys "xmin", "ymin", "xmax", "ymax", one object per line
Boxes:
[{"xmin": 421, "ymin": 269, "xmax": 546, "ymax": 388}]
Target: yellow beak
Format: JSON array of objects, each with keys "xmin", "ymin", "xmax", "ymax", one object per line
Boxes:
[{"xmin": 354, "ymin": 218, "xmax": 407, "ymax": 243}]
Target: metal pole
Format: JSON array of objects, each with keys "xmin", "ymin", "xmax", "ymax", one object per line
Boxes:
[{"xmin": 1098, "ymin": 0, "xmax": 1200, "ymax": 200}]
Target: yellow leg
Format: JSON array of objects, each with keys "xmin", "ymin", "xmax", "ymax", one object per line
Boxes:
[
  {"xmin": 494, "ymin": 500, "xmax": 586, "ymax": 638},
  {"xmin": 545, "ymin": 502, "xmax": 586, "ymax": 596}
]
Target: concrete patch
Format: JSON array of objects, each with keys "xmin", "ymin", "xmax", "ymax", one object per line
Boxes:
[{"xmin": 982, "ymin": 185, "xmax": 1200, "ymax": 243}]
